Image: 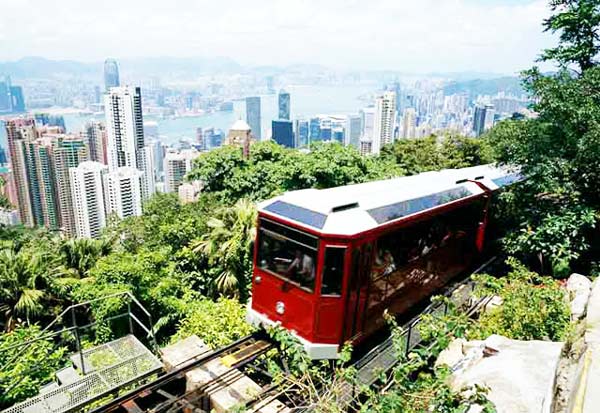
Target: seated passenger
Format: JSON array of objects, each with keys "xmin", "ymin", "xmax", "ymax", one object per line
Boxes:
[{"xmin": 287, "ymin": 249, "xmax": 315, "ymax": 286}]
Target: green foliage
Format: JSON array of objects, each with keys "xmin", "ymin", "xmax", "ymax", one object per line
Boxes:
[
  {"xmin": 540, "ymin": 0, "xmax": 600, "ymax": 72},
  {"xmin": 379, "ymin": 135, "xmax": 491, "ymax": 176},
  {"xmin": 0, "ymin": 325, "xmax": 67, "ymax": 408},
  {"xmin": 170, "ymin": 296, "xmax": 254, "ymax": 349},
  {"xmin": 471, "ymin": 259, "xmax": 571, "ymax": 341},
  {"xmin": 188, "ymin": 141, "xmax": 403, "ymax": 204}
]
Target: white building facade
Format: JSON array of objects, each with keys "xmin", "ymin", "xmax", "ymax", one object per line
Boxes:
[{"xmin": 69, "ymin": 161, "xmax": 108, "ymax": 239}]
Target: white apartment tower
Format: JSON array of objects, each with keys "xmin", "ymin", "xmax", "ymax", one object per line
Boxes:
[
  {"xmin": 103, "ymin": 167, "xmax": 143, "ymax": 219},
  {"xmin": 371, "ymin": 91, "xmax": 396, "ymax": 154},
  {"xmin": 104, "ymin": 86, "xmax": 155, "ymax": 201},
  {"xmin": 401, "ymin": 108, "xmax": 417, "ymax": 139},
  {"xmin": 69, "ymin": 161, "xmax": 108, "ymax": 239},
  {"xmin": 163, "ymin": 149, "xmax": 200, "ymax": 193}
]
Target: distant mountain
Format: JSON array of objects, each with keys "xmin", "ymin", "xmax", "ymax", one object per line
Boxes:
[
  {"xmin": 0, "ymin": 56, "xmax": 242, "ymax": 80},
  {"xmin": 443, "ymin": 76, "xmax": 524, "ymax": 98}
]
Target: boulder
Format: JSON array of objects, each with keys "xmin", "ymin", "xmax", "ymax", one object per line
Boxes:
[
  {"xmin": 451, "ymin": 335, "xmax": 564, "ymax": 413},
  {"xmin": 435, "ymin": 338, "xmax": 467, "ymax": 369},
  {"xmin": 566, "ymin": 273, "xmax": 592, "ymax": 321}
]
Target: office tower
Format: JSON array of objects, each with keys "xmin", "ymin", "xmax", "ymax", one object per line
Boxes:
[
  {"xmin": 69, "ymin": 161, "xmax": 108, "ymax": 238},
  {"xmin": 294, "ymin": 119, "xmax": 309, "ymax": 148},
  {"xmin": 0, "ymin": 146, "xmax": 6, "ymax": 164},
  {"xmin": 372, "ymin": 91, "xmax": 396, "ymax": 154},
  {"xmin": 82, "ymin": 121, "xmax": 107, "ymax": 164},
  {"xmin": 226, "ymin": 119, "xmax": 254, "ymax": 158},
  {"xmin": 245, "ymin": 97, "xmax": 261, "ymax": 140},
  {"xmin": 6, "ymin": 118, "xmax": 37, "ymax": 226},
  {"xmin": 103, "ymin": 167, "xmax": 143, "ymax": 219},
  {"xmin": 332, "ymin": 127, "xmax": 345, "ymax": 144},
  {"xmin": 52, "ymin": 135, "xmax": 89, "ymax": 235},
  {"xmin": 104, "ymin": 59, "xmax": 120, "ymax": 91},
  {"xmin": 34, "ymin": 114, "xmax": 66, "ymax": 131},
  {"xmin": 163, "ymin": 149, "xmax": 200, "ymax": 193},
  {"xmin": 9, "ymin": 86, "xmax": 25, "ymax": 113},
  {"xmin": 360, "ymin": 108, "xmax": 375, "ymax": 141},
  {"xmin": 346, "ymin": 115, "xmax": 362, "ymax": 148},
  {"xmin": 271, "ymin": 120, "xmax": 294, "ymax": 148},
  {"xmin": 401, "ymin": 108, "xmax": 417, "ymax": 139},
  {"xmin": 0, "ymin": 77, "xmax": 10, "ymax": 112},
  {"xmin": 319, "ymin": 118, "xmax": 332, "ymax": 141},
  {"xmin": 309, "ymin": 117, "xmax": 321, "ymax": 142},
  {"xmin": 266, "ymin": 76, "xmax": 275, "ymax": 94},
  {"xmin": 94, "ymin": 86, "xmax": 102, "ymax": 104},
  {"xmin": 472, "ymin": 104, "xmax": 495, "ymax": 136},
  {"xmin": 104, "ymin": 86, "xmax": 154, "ymax": 200},
  {"xmin": 278, "ymin": 90, "xmax": 290, "ymax": 120}
]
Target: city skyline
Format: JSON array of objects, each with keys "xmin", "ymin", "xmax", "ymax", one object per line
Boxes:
[{"xmin": 0, "ymin": 0, "xmax": 556, "ymax": 74}]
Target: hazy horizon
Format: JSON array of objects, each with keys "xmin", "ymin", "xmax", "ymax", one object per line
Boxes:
[{"xmin": 0, "ymin": 0, "xmax": 556, "ymax": 74}]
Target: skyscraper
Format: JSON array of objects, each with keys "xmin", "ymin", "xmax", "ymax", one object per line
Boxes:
[
  {"xmin": 6, "ymin": 118, "xmax": 37, "ymax": 226},
  {"xmin": 401, "ymin": 108, "xmax": 417, "ymax": 139},
  {"xmin": 309, "ymin": 117, "xmax": 321, "ymax": 142},
  {"xmin": 81, "ymin": 121, "xmax": 107, "ymax": 164},
  {"xmin": 226, "ymin": 119, "xmax": 254, "ymax": 158},
  {"xmin": 346, "ymin": 115, "xmax": 362, "ymax": 148},
  {"xmin": 0, "ymin": 76, "xmax": 26, "ymax": 114},
  {"xmin": 103, "ymin": 167, "xmax": 143, "ymax": 219},
  {"xmin": 472, "ymin": 104, "xmax": 495, "ymax": 137},
  {"xmin": 278, "ymin": 90, "xmax": 290, "ymax": 120},
  {"xmin": 294, "ymin": 119, "xmax": 309, "ymax": 148},
  {"xmin": 372, "ymin": 91, "xmax": 396, "ymax": 154},
  {"xmin": 104, "ymin": 86, "xmax": 154, "ymax": 200},
  {"xmin": 69, "ymin": 161, "xmax": 108, "ymax": 239},
  {"xmin": 104, "ymin": 59, "xmax": 120, "ymax": 91},
  {"xmin": 9, "ymin": 86, "xmax": 25, "ymax": 113},
  {"xmin": 272, "ymin": 120, "xmax": 294, "ymax": 148},
  {"xmin": 51, "ymin": 135, "xmax": 89, "ymax": 236},
  {"xmin": 245, "ymin": 97, "xmax": 261, "ymax": 140}
]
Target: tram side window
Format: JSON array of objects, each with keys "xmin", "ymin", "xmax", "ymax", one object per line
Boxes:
[
  {"xmin": 321, "ymin": 247, "xmax": 345, "ymax": 296},
  {"xmin": 257, "ymin": 220, "xmax": 318, "ymax": 292}
]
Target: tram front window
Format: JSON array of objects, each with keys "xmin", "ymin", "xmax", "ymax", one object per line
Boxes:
[{"xmin": 257, "ymin": 219, "xmax": 318, "ymax": 292}]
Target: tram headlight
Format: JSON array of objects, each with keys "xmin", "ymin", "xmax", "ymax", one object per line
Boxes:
[{"xmin": 276, "ymin": 301, "xmax": 285, "ymax": 315}]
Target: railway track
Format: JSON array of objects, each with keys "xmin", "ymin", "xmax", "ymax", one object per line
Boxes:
[{"xmin": 91, "ymin": 257, "xmax": 498, "ymax": 413}]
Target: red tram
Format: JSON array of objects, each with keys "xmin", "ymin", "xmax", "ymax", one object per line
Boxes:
[{"xmin": 247, "ymin": 165, "xmax": 522, "ymax": 359}]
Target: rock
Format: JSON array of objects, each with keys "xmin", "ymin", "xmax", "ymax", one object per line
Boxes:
[
  {"xmin": 484, "ymin": 296, "xmax": 503, "ymax": 312},
  {"xmin": 567, "ymin": 273, "xmax": 592, "ymax": 321},
  {"xmin": 451, "ymin": 336, "xmax": 564, "ymax": 413},
  {"xmin": 435, "ymin": 338, "xmax": 467, "ymax": 369}
]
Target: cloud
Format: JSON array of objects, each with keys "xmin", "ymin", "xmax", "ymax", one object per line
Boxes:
[{"xmin": 0, "ymin": 0, "xmax": 555, "ymax": 73}]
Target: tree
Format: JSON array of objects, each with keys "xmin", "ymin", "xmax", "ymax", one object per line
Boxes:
[
  {"xmin": 59, "ymin": 238, "xmax": 112, "ymax": 279},
  {"xmin": 540, "ymin": 0, "xmax": 600, "ymax": 72},
  {"xmin": 191, "ymin": 199, "xmax": 257, "ymax": 300},
  {"xmin": 0, "ymin": 250, "xmax": 52, "ymax": 331}
]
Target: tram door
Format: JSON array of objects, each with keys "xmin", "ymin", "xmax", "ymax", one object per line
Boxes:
[{"xmin": 343, "ymin": 243, "xmax": 373, "ymax": 342}]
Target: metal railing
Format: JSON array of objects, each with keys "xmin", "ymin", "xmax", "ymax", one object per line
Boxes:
[{"xmin": 0, "ymin": 292, "xmax": 158, "ymax": 395}]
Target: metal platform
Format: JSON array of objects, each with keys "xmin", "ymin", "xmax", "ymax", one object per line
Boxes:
[{"xmin": 2, "ymin": 335, "xmax": 163, "ymax": 413}]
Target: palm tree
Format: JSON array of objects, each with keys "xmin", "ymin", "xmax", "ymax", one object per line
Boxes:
[
  {"xmin": 192, "ymin": 199, "xmax": 257, "ymax": 299},
  {"xmin": 0, "ymin": 250, "xmax": 48, "ymax": 331},
  {"xmin": 59, "ymin": 238, "xmax": 112, "ymax": 279}
]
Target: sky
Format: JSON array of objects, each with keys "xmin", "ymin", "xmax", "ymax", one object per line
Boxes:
[{"xmin": 0, "ymin": 0, "xmax": 556, "ymax": 74}]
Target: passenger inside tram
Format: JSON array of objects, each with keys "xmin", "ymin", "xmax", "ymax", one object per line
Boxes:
[{"xmin": 287, "ymin": 249, "xmax": 315, "ymax": 286}]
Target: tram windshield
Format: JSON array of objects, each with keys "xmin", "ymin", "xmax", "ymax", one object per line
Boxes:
[{"xmin": 257, "ymin": 219, "xmax": 318, "ymax": 292}]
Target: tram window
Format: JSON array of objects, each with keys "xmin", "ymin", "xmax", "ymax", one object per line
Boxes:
[
  {"xmin": 257, "ymin": 220, "xmax": 318, "ymax": 292},
  {"xmin": 321, "ymin": 247, "xmax": 345, "ymax": 296}
]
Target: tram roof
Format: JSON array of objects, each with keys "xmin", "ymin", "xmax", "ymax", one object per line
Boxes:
[{"xmin": 258, "ymin": 164, "xmax": 522, "ymax": 236}]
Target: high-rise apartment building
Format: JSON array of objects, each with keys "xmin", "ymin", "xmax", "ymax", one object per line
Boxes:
[
  {"xmin": 401, "ymin": 108, "xmax": 417, "ymax": 139},
  {"xmin": 103, "ymin": 167, "xmax": 143, "ymax": 219},
  {"xmin": 371, "ymin": 91, "xmax": 396, "ymax": 154},
  {"xmin": 69, "ymin": 161, "xmax": 108, "ymax": 239},
  {"xmin": 81, "ymin": 121, "xmax": 107, "ymax": 164},
  {"xmin": 245, "ymin": 96, "xmax": 261, "ymax": 140},
  {"xmin": 104, "ymin": 86, "xmax": 154, "ymax": 200},
  {"xmin": 163, "ymin": 149, "xmax": 199, "ymax": 193},
  {"xmin": 278, "ymin": 90, "xmax": 290, "ymax": 120},
  {"xmin": 52, "ymin": 135, "xmax": 89, "ymax": 235},
  {"xmin": 104, "ymin": 59, "xmax": 120, "ymax": 91},
  {"xmin": 6, "ymin": 118, "xmax": 37, "ymax": 226}
]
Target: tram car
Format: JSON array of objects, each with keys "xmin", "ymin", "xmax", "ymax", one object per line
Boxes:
[{"xmin": 246, "ymin": 164, "xmax": 522, "ymax": 359}]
